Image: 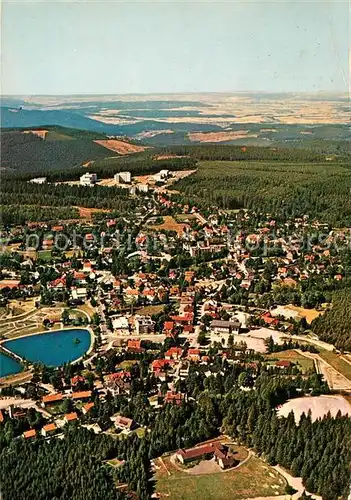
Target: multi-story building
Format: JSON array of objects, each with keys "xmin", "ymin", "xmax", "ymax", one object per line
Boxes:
[
  {"xmin": 80, "ymin": 172, "xmax": 97, "ymax": 186},
  {"xmin": 114, "ymin": 171, "xmax": 131, "ymax": 184},
  {"xmin": 134, "ymin": 315, "xmax": 155, "ymax": 335}
]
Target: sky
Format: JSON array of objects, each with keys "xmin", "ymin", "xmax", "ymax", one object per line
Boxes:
[{"xmin": 1, "ymin": 0, "xmax": 349, "ymax": 95}]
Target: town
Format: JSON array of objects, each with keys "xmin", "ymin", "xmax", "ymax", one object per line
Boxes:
[{"xmin": 0, "ymin": 164, "xmax": 350, "ymax": 500}]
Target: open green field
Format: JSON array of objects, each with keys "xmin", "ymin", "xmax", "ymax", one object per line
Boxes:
[
  {"xmin": 136, "ymin": 304, "xmax": 165, "ymax": 316},
  {"xmin": 319, "ymin": 350, "xmax": 351, "ymax": 381},
  {"xmin": 265, "ymin": 349, "xmax": 315, "ymax": 374},
  {"xmin": 37, "ymin": 250, "xmax": 53, "ymax": 261},
  {"xmin": 175, "ymin": 160, "xmax": 351, "ymax": 225},
  {"xmin": 154, "ymin": 453, "xmax": 286, "ymax": 500},
  {"xmin": 117, "ymin": 359, "xmax": 140, "ymax": 370}
]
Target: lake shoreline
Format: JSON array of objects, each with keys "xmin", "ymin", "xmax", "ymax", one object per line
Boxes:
[{"xmin": 0, "ymin": 327, "xmax": 94, "ymax": 378}]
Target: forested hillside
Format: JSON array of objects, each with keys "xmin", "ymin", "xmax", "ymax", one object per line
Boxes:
[
  {"xmin": 312, "ymin": 290, "xmax": 351, "ymax": 351},
  {"xmin": 0, "ymin": 205, "xmax": 80, "ymax": 225},
  {"xmin": 0, "ymin": 107, "xmax": 123, "ymax": 135},
  {"xmin": 0, "ymin": 129, "xmax": 112, "ymax": 172},
  {"xmin": 0, "ymin": 180, "xmax": 138, "ymax": 213},
  {"xmin": 174, "ymin": 160, "xmax": 351, "ymax": 226},
  {"xmin": 158, "ymin": 144, "xmax": 330, "ymax": 162},
  {"xmin": 0, "ymin": 427, "xmax": 128, "ymax": 500},
  {"xmin": 0, "ymin": 373, "xmax": 350, "ymax": 500}
]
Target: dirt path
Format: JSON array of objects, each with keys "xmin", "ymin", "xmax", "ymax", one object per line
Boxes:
[
  {"xmin": 341, "ymin": 355, "xmax": 351, "ymax": 366},
  {"xmin": 0, "ymin": 308, "xmax": 37, "ymax": 325},
  {"xmin": 297, "ymin": 350, "xmax": 351, "ymax": 391},
  {"xmin": 159, "ymin": 457, "xmax": 171, "ymax": 476},
  {"xmin": 0, "ymin": 370, "xmax": 33, "ymax": 387}
]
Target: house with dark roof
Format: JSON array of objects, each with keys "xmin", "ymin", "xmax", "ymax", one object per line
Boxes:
[
  {"xmin": 210, "ymin": 319, "xmax": 241, "ymax": 334},
  {"xmin": 176, "ymin": 442, "xmax": 237, "ymax": 469}
]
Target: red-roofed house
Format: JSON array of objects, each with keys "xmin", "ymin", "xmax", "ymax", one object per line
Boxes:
[
  {"xmin": 23, "ymin": 429, "xmax": 36, "ymax": 439},
  {"xmin": 164, "ymin": 391, "xmax": 183, "ymax": 405},
  {"xmin": 111, "ymin": 415, "xmax": 138, "ymax": 432},
  {"xmin": 71, "ymin": 375, "xmax": 85, "ymax": 386},
  {"xmin": 163, "ymin": 321, "xmax": 175, "ymax": 337},
  {"xmin": 187, "ymin": 348, "xmax": 201, "ymax": 362},
  {"xmin": 82, "ymin": 402, "xmax": 95, "ymax": 414},
  {"xmin": 127, "ymin": 339, "xmax": 141, "ymax": 350},
  {"xmin": 64, "ymin": 412, "xmax": 78, "ymax": 423},
  {"xmin": 48, "ymin": 276, "xmax": 66, "ymax": 290},
  {"xmin": 276, "ymin": 360, "xmax": 292, "ymax": 368},
  {"xmin": 42, "ymin": 423, "xmax": 57, "ymax": 436},
  {"xmin": 260, "ymin": 312, "xmax": 279, "ymax": 327},
  {"xmin": 151, "ymin": 359, "xmax": 173, "ymax": 375},
  {"xmin": 176, "ymin": 442, "xmax": 237, "ymax": 469},
  {"xmin": 71, "ymin": 391, "xmax": 92, "ymax": 401},
  {"xmin": 165, "ymin": 347, "xmax": 182, "ymax": 360},
  {"xmin": 41, "ymin": 393, "xmax": 63, "ymax": 407}
]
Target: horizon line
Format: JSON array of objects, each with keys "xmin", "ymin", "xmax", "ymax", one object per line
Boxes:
[{"xmin": 1, "ymin": 90, "xmax": 349, "ymax": 97}]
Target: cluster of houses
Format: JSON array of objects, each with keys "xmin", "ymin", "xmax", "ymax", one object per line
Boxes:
[{"xmin": 78, "ymin": 169, "xmax": 171, "ymax": 191}]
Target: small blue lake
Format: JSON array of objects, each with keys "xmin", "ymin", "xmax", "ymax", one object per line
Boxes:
[
  {"xmin": 0, "ymin": 352, "xmax": 23, "ymax": 378},
  {"xmin": 1, "ymin": 328, "xmax": 91, "ymax": 377}
]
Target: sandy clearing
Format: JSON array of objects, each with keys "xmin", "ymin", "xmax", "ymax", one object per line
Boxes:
[
  {"xmin": 136, "ymin": 130, "xmax": 174, "ymax": 139},
  {"xmin": 185, "ymin": 458, "xmax": 223, "ymax": 475},
  {"xmin": 237, "ymin": 335, "xmax": 267, "ymax": 353},
  {"xmin": 75, "ymin": 206, "xmax": 111, "ymax": 219},
  {"xmin": 188, "ymin": 130, "xmax": 258, "ymax": 142},
  {"xmin": 271, "ymin": 305, "xmax": 322, "ymax": 323},
  {"xmin": 248, "ymin": 327, "xmax": 285, "ymax": 344},
  {"xmin": 277, "ymin": 395, "xmax": 351, "ymax": 422},
  {"xmin": 148, "ymin": 215, "xmax": 190, "ymax": 236},
  {"xmin": 210, "ymin": 332, "xmax": 267, "ymax": 352},
  {"xmin": 23, "ymin": 130, "xmax": 48, "ymax": 140},
  {"xmin": 82, "ymin": 160, "xmax": 94, "ymax": 167},
  {"xmin": 94, "ymin": 139, "xmax": 148, "ymax": 154},
  {"xmin": 153, "ymin": 154, "xmax": 187, "ymax": 160}
]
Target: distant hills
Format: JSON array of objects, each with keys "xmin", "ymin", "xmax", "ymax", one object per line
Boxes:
[
  {"xmin": 1, "ymin": 107, "xmax": 123, "ymax": 135},
  {"xmin": 0, "ymin": 105, "xmax": 222, "ymax": 137},
  {"xmin": 1, "ymin": 93, "xmax": 349, "ymax": 150}
]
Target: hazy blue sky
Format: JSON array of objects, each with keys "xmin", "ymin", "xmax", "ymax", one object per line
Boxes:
[{"xmin": 1, "ymin": 0, "xmax": 349, "ymax": 94}]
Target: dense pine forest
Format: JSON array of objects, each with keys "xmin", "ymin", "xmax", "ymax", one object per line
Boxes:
[
  {"xmin": 1, "ymin": 205, "xmax": 80, "ymax": 225},
  {"xmin": 174, "ymin": 160, "xmax": 351, "ymax": 226},
  {"xmin": 312, "ymin": 289, "xmax": 351, "ymax": 351},
  {"xmin": 0, "ymin": 371, "xmax": 349, "ymax": 500},
  {"xmin": 0, "ymin": 180, "xmax": 138, "ymax": 214},
  {"xmin": 1, "ymin": 129, "xmax": 111, "ymax": 172},
  {"xmin": 3, "ymin": 135, "xmax": 350, "ymax": 226}
]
